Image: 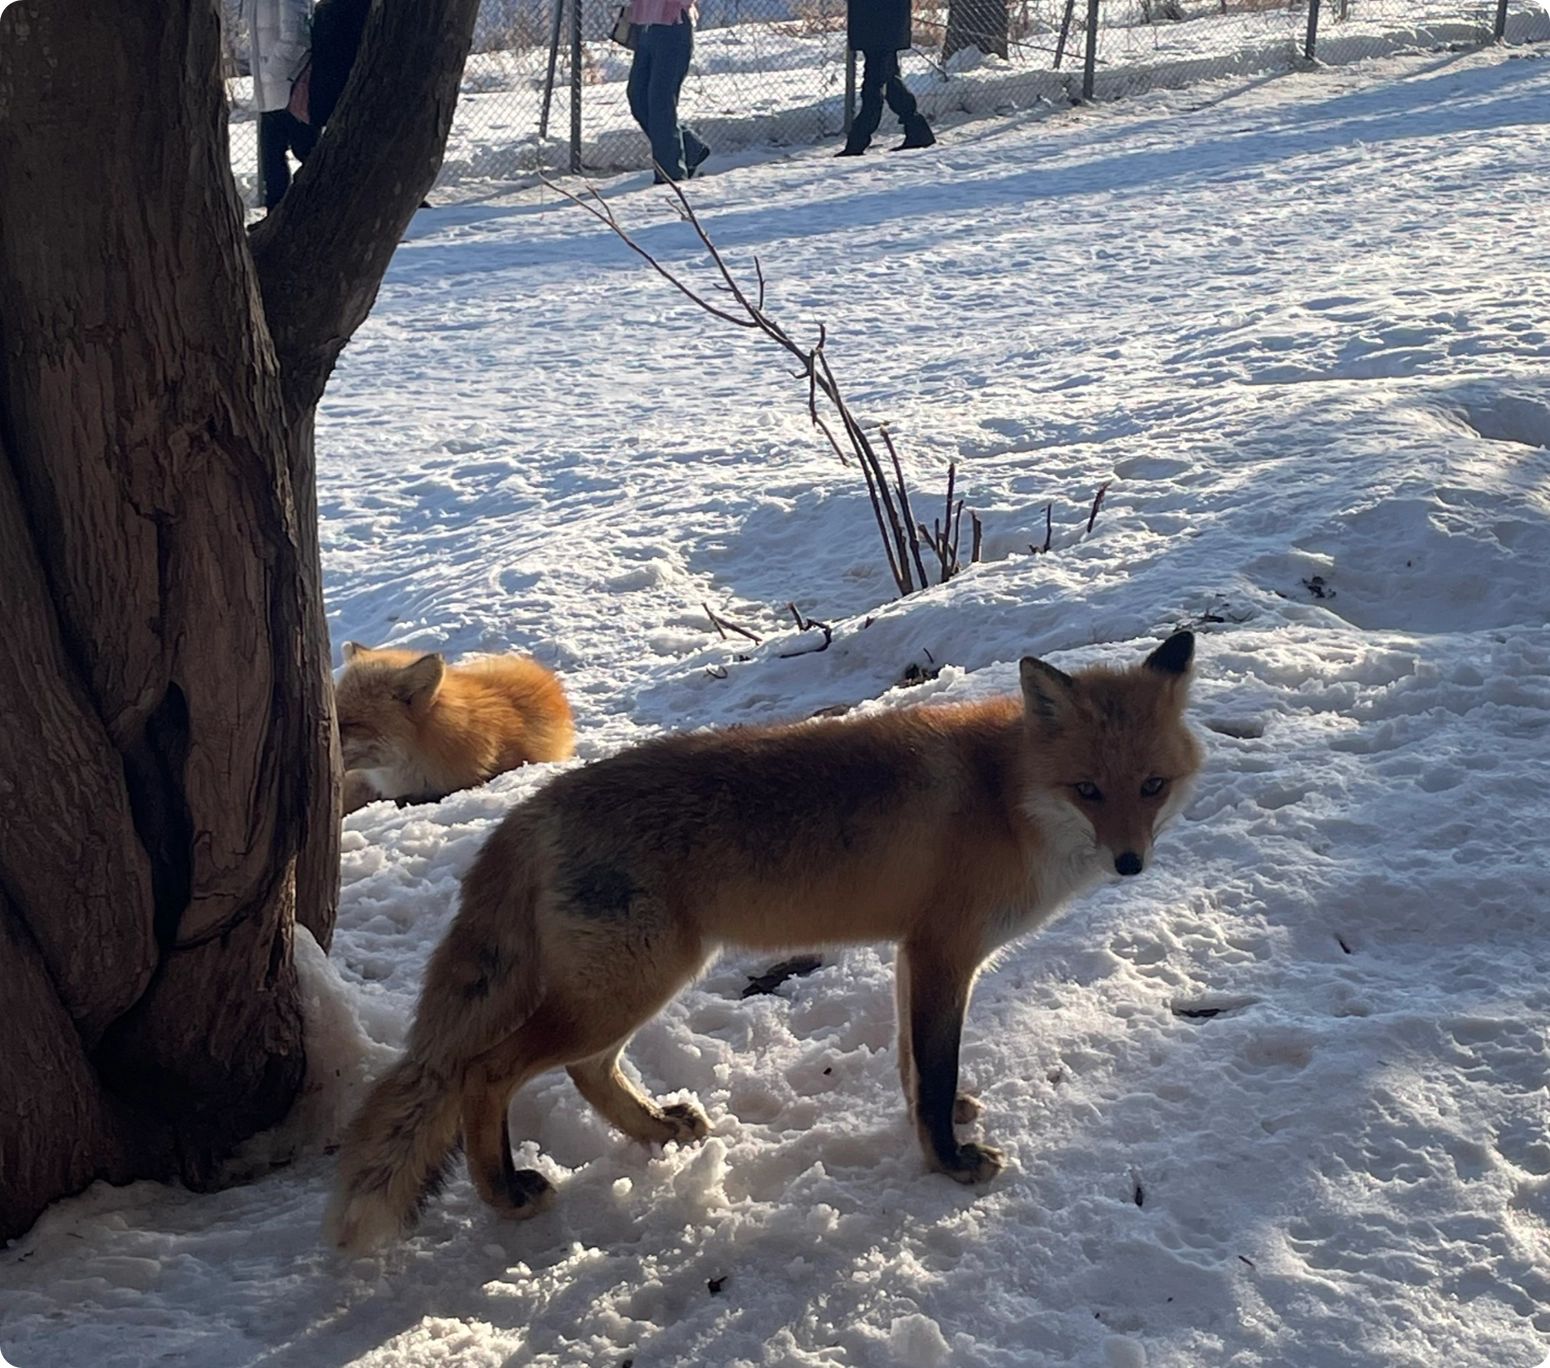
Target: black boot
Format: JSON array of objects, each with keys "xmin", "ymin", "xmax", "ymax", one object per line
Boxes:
[
  {"xmin": 836, "ymin": 138, "xmax": 868, "ymax": 157},
  {"xmin": 894, "ymin": 115, "xmax": 936, "ymax": 150}
]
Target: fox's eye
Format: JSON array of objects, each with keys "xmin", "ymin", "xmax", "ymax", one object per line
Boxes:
[
  {"xmin": 1140, "ymin": 777, "xmax": 1167, "ymax": 797},
  {"xmin": 1073, "ymin": 782, "xmax": 1103, "ymax": 802}
]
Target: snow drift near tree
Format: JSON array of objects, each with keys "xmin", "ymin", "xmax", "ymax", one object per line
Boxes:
[{"xmin": 5, "ymin": 43, "xmax": 1550, "ymax": 1368}]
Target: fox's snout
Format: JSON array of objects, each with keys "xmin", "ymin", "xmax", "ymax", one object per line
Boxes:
[{"xmin": 1114, "ymin": 850, "xmax": 1143, "ymax": 877}]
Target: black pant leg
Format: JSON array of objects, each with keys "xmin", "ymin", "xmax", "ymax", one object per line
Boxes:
[
  {"xmin": 883, "ymin": 53, "xmax": 919, "ymax": 122},
  {"xmin": 257, "ymin": 109, "xmax": 293, "ymax": 208},
  {"xmin": 290, "ymin": 113, "xmax": 319, "ymax": 164},
  {"xmin": 848, "ymin": 47, "xmax": 889, "ymax": 149}
]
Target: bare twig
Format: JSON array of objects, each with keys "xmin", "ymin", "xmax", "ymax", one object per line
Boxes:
[
  {"xmin": 880, "ymin": 427, "xmax": 930, "ymax": 590},
  {"xmin": 779, "ymin": 603, "xmax": 834, "ymax": 657},
  {"xmin": 1041, "ymin": 502, "xmax": 1054, "ymax": 553},
  {"xmin": 542, "ymin": 170, "xmax": 990, "ymax": 600},
  {"xmin": 703, "ymin": 602, "xmax": 764, "ymax": 645},
  {"xmin": 1086, "ymin": 481, "xmax": 1110, "ymax": 536},
  {"xmin": 540, "ymin": 175, "xmax": 751, "ymax": 330}
]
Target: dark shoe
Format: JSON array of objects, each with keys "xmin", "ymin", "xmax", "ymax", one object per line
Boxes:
[
  {"xmin": 686, "ymin": 140, "xmax": 710, "ymax": 178},
  {"xmin": 894, "ymin": 116, "xmax": 936, "ymax": 150},
  {"xmin": 836, "ymin": 141, "xmax": 867, "ymax": 157}
]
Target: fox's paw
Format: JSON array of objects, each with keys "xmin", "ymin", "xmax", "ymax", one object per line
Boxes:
[
  {"xmin": 953, "ymin": 1093, "xmax": 983, "ymax": 1125},
  {"xmin": 937, "ymin": 1141, "xmax": 1005, "ymax": 1186},
  {"xmin": 659, "ymin": 1101, "xmax": 711, "ymax": 1144},
  {"xmin": 496, "ymin": 1168, "xmax": 555, "ymax": 1221}
]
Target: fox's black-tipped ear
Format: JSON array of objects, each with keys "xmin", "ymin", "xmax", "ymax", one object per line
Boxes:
[
  {"xmin": 396, "ymin": 653, "xmax": 446, "ymax": 710},
  {"xmin": 1144, "ymin": 631, "xmax": 1194, "ymax": 677},
  {"xmin": 342, "ymin": 641, "xmax": 367, "ymax": 663},
  {"xmin": 1020, "ymin": 656, "xmax": 1076, "ymax": 730}
]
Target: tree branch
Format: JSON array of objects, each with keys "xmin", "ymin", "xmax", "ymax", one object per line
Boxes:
[{"xmin": 249, "ymin": 0, "xmax": 482, "ymax": 408}]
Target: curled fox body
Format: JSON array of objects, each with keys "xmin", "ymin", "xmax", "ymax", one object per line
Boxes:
[
  {"xmin": 328, "ymin": 632, "xmax": 1202, "ymax": 1252},
  {"xmin": 335, "ymin": 643, "xmax": 575, "ymax": 813}
]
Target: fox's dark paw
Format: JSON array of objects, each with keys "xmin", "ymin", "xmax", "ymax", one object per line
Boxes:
[
  {"xmin": 953, "ymin": 1092, "xmax": 983, "ymax": 1125},
  {"xmin": 938, "ymin": 1141, "xmax": 1005, "ymax": 1185},
  {"xmin": 660, "ymin": 1101, "xmax": 711, "ymax": 1143},
  {"xmin": 497, "ymin": 1168, "xmax": 555, "ymax": 1220}
]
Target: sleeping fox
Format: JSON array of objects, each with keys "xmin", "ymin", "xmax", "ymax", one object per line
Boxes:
[
  {"xmin": 328, "ymin": 631, "xmax": 1202, "ymax": 1251},
  {"xmin": 335, "ymin": 643, "xmax": 575, "ymax": 813}
]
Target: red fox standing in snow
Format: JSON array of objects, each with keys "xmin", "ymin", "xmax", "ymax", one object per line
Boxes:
[
  {"xmin": 328, "ymin": 631, "xmax": 1202, "ymax": 1252},
  {"xmin": 334, "ymin": 644, "xmax": 575, "ymax": 813}
]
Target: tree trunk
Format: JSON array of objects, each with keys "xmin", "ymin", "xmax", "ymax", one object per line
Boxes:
[
  {"xmin": 0, "ymin": 0, "xmax": 478, "ymax": 1240},
  {"xmin": 944, "ymin": 0, "xmax": 1010, "ymax": 59}
]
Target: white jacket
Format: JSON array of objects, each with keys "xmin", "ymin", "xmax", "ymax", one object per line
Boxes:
[{"xmin": 245, "ymin": 0, "xmax": 312, "ymax": 112}]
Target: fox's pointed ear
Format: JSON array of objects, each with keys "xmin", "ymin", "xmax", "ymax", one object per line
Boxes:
[
  {"xmin": 342, "ymin": 641, "xmax": 367, "ymax": 663},
  {"xmin": 1020, "ymin": 656, "xmax": 1076, "ymax": 731},
  {"xmin": 1144, "ymin": 631, "xmax": 1194, "ymax": 677},
  {"xmin": 395, "ymin": 653, "xmax": 445, "ymax": 710}
]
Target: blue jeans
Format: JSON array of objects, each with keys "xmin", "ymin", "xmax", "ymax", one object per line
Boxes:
[{"xmin": 627, "ymin": 18, "xmax": 708, "ymax": 181}]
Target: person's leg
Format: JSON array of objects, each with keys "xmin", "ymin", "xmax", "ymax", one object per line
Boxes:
[
  {"xmin": 627, "ymin": 31, "xmax": 654, "ymax": 140},
  {"xmin": 682, "ymin": 119, "xmax": 710, "ymax": 177},
  {"xmin": 645, "ymin": 18, "xmax": 694, "ymax": 181},
  {"xmin": 677, "ymin": 21, "xmax": 709, "ymax": 176},
  {"xmin": 884, "ymin": 53, "xmax": 935, "ymax": 149},
  {"xmin": 839, "ymin": 47, "xmax": 887, "ymax": 155},
  {"xmin": 257, "ymin": 109, "xmax": 292, "ymax": 209},
  {"xmin": 882, "ymin": 51, "xmax": 915, "ymax": 121},
  {"xmin": 288, "ymin": 111, "xmax": 319, "ymax": 164}
]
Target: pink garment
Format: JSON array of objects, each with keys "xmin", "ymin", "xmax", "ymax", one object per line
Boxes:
[{"xmin": 630, "ymin": 0, "xmax": 693, "ymax": 26}]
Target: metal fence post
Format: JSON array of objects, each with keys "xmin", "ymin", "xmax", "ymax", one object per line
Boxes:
[
  {"xmin": 1054, "ymin": 0, "xmax": 1076, "ymax": 68},
  {"xmin": 1494, "ymin": 0, "xmax": 1509, "ymax": 41},
  {"xmin": 844, "ymin": 47, "xmax": 856, "ymax": 135},
  {"xmin": 569, "ymin": 0, "xmax": 583, "ymax": 174},
  {"xmin": 1082, "ymin": 0, "xmax": 1099, "ymax": 100},
  {"xmin": 1303, "ymin": 0, "xmax": 1321, "ymax": 61},
  {"xmin": 539, "ymin": 0, "xmax": 565, "ymax": 145}
]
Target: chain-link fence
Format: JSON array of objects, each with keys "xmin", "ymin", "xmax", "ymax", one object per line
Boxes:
[{"xmin": 225, "ymin": 0, "xmax": 1549, "ymax": 203}]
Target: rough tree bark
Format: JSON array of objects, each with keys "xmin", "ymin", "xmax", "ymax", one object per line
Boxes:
[
  {"xmin": 944, "ymin": 0, "xmax": 1010, "ymax": 60},
  {"xmin": 0, "ymin": 0, "xmax": 479, "ymax": 1240}
]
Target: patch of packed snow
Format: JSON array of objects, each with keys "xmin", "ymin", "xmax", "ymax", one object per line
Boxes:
[{"xmin": 8, "ymin": 43, "xmax": 1550, "ymax": 1368}]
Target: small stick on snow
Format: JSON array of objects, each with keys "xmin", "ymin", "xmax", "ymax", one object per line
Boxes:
[
  {"xmin": 779, "ymin": 603, "xmax": 834, "ymax": 657},
  {"xmin": 703, "ymin": 603, "xmax": 764, "ymax": 645},
  {"xmin": 1086, "ymin": 481, "xmax": 1110, "ymax": 536}
]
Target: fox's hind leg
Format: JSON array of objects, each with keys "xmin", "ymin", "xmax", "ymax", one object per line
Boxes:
[
  {"xmin": 461, "ymin": 1034, "xmax": 555, "ymax": 1220},
  {"xmin": 460, "ymin": 921, "xmax": 711, "ymax": 1216},
  {"xmin": 568, "ymin": 1045, "xmax": 709, "ymax": 1145}
]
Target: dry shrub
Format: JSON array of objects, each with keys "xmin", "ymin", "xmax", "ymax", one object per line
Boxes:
[{"xmin": 792, "ymin": 0, "xmax": 848, "ymax": 35}]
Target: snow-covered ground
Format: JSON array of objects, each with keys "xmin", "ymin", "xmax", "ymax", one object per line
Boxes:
[{"xmin": 11, "ymin": 42, "xmax": 1550, "ymax": 1368}]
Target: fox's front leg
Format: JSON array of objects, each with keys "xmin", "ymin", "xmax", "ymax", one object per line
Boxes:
[{"xmin": 901, "ymin": 939, "xmax": 1004, "ymax": 1184}]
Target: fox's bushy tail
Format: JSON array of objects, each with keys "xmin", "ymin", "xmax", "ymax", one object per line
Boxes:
[
  {"xmin": 325, "ymin": 814, "xmax": 547, "ymax": 1253},
  {"xmin": 324, "ymin": 1055, "xmax": 462, "ymax": 1253}
]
